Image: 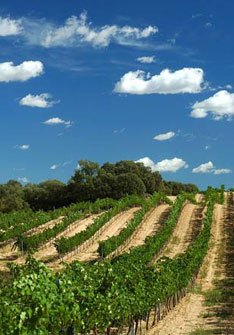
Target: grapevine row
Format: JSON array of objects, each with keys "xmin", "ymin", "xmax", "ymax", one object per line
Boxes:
[
  {"xmin": 0, "ymin": 189, "xmax": 222, "ymax": 335},
  {"xmin": 97, "ymin": 192, "xmax": 171, "ymax": 258},
  {"xmin": 15, "ymin": 198, "xmax": 117, "ymax": 252},
  {"xmin": 54, "ymin": 194, "xmax": 146, "ymax": 255}
]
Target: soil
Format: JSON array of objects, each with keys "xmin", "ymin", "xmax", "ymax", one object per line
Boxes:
[
  {"xmin": 49, "ymin": 207, "xmax": 139, "ymax": 267},
  {"xmin": 34, "ymin": 213, "xmax": 101, "ymax": 262},
  {"xmin": 148, "ymin": 199, "xmax": 225, "ymax": 335},
  {"xmin": 119, "ymin": 204, "xmax": 170, "ymax": 254}
]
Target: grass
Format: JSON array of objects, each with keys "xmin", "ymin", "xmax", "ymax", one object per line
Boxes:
[
  {"xmin": 203, "ymin": 289, "xmax": 223, "ymax": 306},
  {"xmin": 190, "ymin": 283, "xmax": 202, "ymax": 294}
]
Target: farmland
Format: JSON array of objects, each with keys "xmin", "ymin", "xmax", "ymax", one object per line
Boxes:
[{"xmin": 0, "ymin": 187, "xmax": 233, "ymax": 334}]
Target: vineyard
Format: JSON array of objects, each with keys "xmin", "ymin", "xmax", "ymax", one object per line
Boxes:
[{"xmin": 0, "ymin": 187, "xmax": 233, "ymax": 334}]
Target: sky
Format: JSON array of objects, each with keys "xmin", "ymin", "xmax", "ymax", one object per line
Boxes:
[{"xmin": 0, "ymin": 0, "xmax": 234, "ymax": 189}]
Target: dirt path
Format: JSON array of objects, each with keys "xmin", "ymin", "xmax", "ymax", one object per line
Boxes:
[
  {"xmin": 25, "ymin": 216, "xmax": 64, "ymax": 237},
  {"xmin": 148, "ymin": 201, "xmax": 225, "ymax": 335},
  {"xmin": 0, "ymin": 240, "xmax": 19, "ymax": 268},
  {"xmin": 118, "ymin": 204, "xmax": 170, "ymax": 254},
  {"xmin": 1, "ymin": 213, "xmax": 102, "ymax": 269},
  {"xmin": 34, "ymin": 213, "xmax": 101, "ymax": 262},
  {"xmin": 162, "ymin": 203, "xmax": 197, "ymax": 258},
  {"xmin": 50, "ymin": 207, "xmax": 140, "ymax": 266},
  {"xmin": 153, "ymin": 198, "xmax": 204, "ymax": 262},
  {"xmin": 0, "ymin": 216, "xmax": 65, "ymax": 265}
]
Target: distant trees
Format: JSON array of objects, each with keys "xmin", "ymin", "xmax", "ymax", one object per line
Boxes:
[
  {"xmin": 67, "ymin": 160, "xmax": 162, "ymax": 202},
  {"xmin": 0, "ymin": 160, "xmax": 199, "ymax": 213},
  {"xmin": 24, "ymin": 180, "xmax": 67, "ymax": 211},
  {"xmin": 0, "ymin": 180, "xmax": 28, "ymax": 213},
  {"xmin": 163, "ymin": 181, "xmax": 199, "ymax": 195}
]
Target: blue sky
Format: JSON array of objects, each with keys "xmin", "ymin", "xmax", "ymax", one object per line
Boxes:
[{"xmin": 0, "ymin": 0, "xmax": 234, "ymax": 189}]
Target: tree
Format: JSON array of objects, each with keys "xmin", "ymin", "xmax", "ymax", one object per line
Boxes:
[
  {"xmin": 24, "ymin": 180, "xmax": 66, "ymax": 211},
  {"xmin": 0, "ymin": 180, "xmax": 27, "ymax": 213}
]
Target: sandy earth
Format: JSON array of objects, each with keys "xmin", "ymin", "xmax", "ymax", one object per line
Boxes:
[
  {"xmin": 25, "ymin": 216, "xmax": 64, "ymax": 236},
  {"xmin": 34, "ymin": 213, "xmax": 101, "ymax": 262},
  {"xmin": 162, "ymin": 203, "xmax": 197, "ymax": 258},
  {"xmin": 0, "ymin": 216, "xmax": 65, "ymax": 267},
  {"xmin": 0, "ymin": 241, "xmax": 19, "ymax": 271},
  {"xmin": 153, "ymin": 201, "xmax": 201, "ymax": 263},
  {"xmin": 0, "ymin": 213, "xmax": 101, "ymax": 269},
  {"xmin": 117, "ymin": 204, "xmax": 170, "ymax": 255},
  {"xmin": 52, "ymin": 207, "xmax": 140, "ymax": 266},
  {"xmin": 148, "ymin": 202, "xmax": 224, "ymax": 335}
]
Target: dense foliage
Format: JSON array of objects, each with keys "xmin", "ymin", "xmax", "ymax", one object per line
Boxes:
[{"xmin": 0, "ymin": 160, "xmax": 198, "ymax": 213}]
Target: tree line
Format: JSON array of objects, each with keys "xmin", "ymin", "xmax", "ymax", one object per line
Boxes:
[{"xmin": 0, "ymin": 160, "xmax": 198, "ymax": 212}]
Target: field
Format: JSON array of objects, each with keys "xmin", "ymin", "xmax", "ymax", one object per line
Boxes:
[{"xmin": 0, "ymin": 189, "xmax": 233, "ymax": 334}]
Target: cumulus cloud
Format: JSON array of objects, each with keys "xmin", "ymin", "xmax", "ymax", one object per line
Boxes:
[
  {"xmin": 0, "ymin": 61, "xmax": 43, "ymax": 82},
  {"xmin": 19, "ymin": 93, "xmax": 58, "ymax": 108},
  {"xmin": 192, "ymin": 161, "xmax": 214, "ymax": 173},
  {"xmin": 0, "ymin": 17, "xmax": 22, "ymax": 36},
  {"xmin": 22, "ymin": 12, "xmax": 157, "ymax": 48},
  {"xmin": 18, "ymin": 177, "xmax": 29, "ymax": 183},
  {"xmin": 154, "ymin": 131, "xmax": 175, "ymax": 141},
  {"xmin": 43, "ymin": 117, "xmax": 72, "ymax": 127},
  {"xmin": 191, "ymin": 90, "xmax": 234, "ymax": 120},
  {"xmin": 114, "ymin": 68, "xmax": 205, "ymax": 95},
  {"xmin": 136, "ymin": 56, "xmax": 156, "ymax": 64},
  {"xmin": 136, "ymin": 156, "xmax": 188, "ymax": 172},
  {"xmin": 192, "ymin": 161, "xmax": 232, "ymax": 174}
]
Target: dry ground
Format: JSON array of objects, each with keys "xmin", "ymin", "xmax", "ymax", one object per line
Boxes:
[{"xmin": 148, "ymin": 200, "xmax": 225, "ymax": 335}]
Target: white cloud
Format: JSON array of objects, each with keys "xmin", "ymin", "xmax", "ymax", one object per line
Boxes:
[
  {"xmin": 0, "ymin": 61, "xmax": 43, "ymax": 82},
  {"xmin": 50, "ymin": 164, "xmax": 59, "ymax": 170},
  {"xmin": 0, "ymin": 17, "xmax": 22, "ymax": 36},
  {"xmin": 191, "ymin": 90, "xmax": 234, "ymax": 120},
  {"xmin": 19, "ymin": 144, "xmax": 30, "ymax": 150},
  {"xmin": 50, "ymin": 161, "xmax": 72, "ymax": 170},
  {"xmin": 43, "ymin": 117, "xmax": 73, "ymax": 127},
  {"xmin": 15, "ymin": 144, "xmax": 30, "ymax": 150},
  {"xmin": 192, "ymin": 161, "xmax": 214, "ymax": 173},
  {"xmin": 19, "ymin": 93, "xmax": 58, "ymax": 108},
  {"xmin": 18, "ymin": 177, "xmax": 29, "ymax": 183},
  {"xmin": 154, "ymin": 131, "xmax": 175, "ymax": 141},
  {"xmin": 192, "ymin": 161, "xmax": 232, "ymax": 174},
  {"xmin": 114, "ymin": 68, "xmax": 205, "ymax": 95},
  {"xmin": 136, "ymin": 56, "xmax": 156, "ymax": 64},
  {"xmin": 136, "ymin": 156, "xmax": 188, "ymax": 172},
  {"xmin": 22, "ymin": 12, "xmax": 157, "ymax": 48},
  {"xmin": 214, "ymin": 169, "xmax": 232, "ymax": 175}
]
